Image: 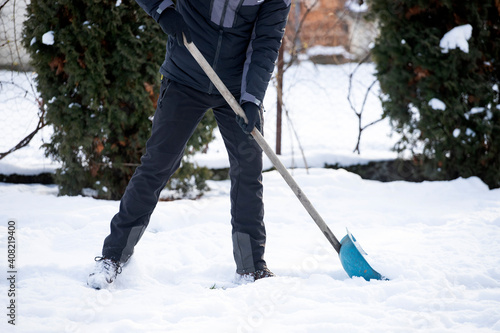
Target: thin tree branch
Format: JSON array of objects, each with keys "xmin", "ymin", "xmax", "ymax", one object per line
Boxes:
[
  {"xmin": 0, "ymin": 110, "xmax": 47, "ymax": 160},
  {"xmin": 284, "ymin": 0, "xmax": 320, "ymax": 71},
  {"xmin": 0, "ymin": 0, "xmax": 11, "ymax": 12},
  {"xmin": 351, "ymin": 78, "xmax": 383, "ymax": 154},
  {"xmin": 283, "ymin": 102, "xmax": 310, "ymax": 173}
]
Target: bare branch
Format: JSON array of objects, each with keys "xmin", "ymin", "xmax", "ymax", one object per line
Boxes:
[
  {"xmin": 0, "ymin": 110, "xmax": 47, "ymax": 160},
  {"xmin": 359, "ymin": 78, "xmax": 378, "ymax": 117},
  {"xmin": 0, "ymin": 0, "xmax": 11, "ymax": 12},
  {"xmin": 284, "ymin": 0, "xmax": 320, "ymax": 71},
  {"xmin": 283, "ymin": 101, "xmax": 309, "ymax": 173},
  {"xmin": 351, "ymin": 78, "xmax": 383, "ymax": 154}
]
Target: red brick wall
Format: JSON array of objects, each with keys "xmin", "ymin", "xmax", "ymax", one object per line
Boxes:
[{"xmin": 285, "ymin": 0, "xmax": 350, "ymax": 50}]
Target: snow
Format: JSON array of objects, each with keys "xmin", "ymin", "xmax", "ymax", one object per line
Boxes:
[
  {"xmin": 429, "ymin": 98, "xmax": 446, "ymax": 111},
  {"xmin": 466, "ymin": 128, "xmax": 475, "ymax": 137},
  {"xmin": 41, "ymin": 31, "xmax": 55, "ymax": 45},
  {"xmin": 440, "ymin": 24, "xmax": 473, "ymax": 54},
  {"xmin": 306, "ymin": 45, "xmax": 354, "ymax": 60},
  {"xmin": 1, "ymin": 61, "xmax": 500, "ymax": 332},
  {"xmin": 346, "ymin": 0, "xmax": 368, "ymax": 13},
  {"xmin": 0, "ymin": 71, "xmax": 58, "ymax": 175},
  {"xmin": 1, "ymin": 170, "xmax": 499, "ymax": 332},
  {"xmin": 470, "ymin": 107, "xmax": 485, "ymax": 114}
]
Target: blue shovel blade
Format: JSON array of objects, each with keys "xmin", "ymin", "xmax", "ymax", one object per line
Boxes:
[{"xmin": 339, "ymin": 229, "xmax": 387, "ymax": 281}]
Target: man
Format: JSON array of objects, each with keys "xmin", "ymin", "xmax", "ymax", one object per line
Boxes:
[{"xmin": 88, "ymin": 0, "xmax": 291, "ymax": 289}]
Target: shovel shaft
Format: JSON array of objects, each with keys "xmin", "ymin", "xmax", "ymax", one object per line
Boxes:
[
  {"xmin": 184, "ymin": 36, "xmax": 342, "ymax": 254},
  {"xmin": 251, "ymin": 128, "xmax": 342, "ymax": 253},
  {"xmin": 184, "ymin": 36, "xmax": 248, "ymax": 123}
]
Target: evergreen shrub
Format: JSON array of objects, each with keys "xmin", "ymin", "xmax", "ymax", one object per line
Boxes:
[
  {"xmin": 23, "ymin": 0, "xmax": 216, "ymax": 199},
  {"xmin": 368, "ymin": 0, "xmax": 500, "ymax": 188}
]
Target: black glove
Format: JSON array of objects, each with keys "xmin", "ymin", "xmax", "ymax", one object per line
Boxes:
[
  {"xmin": 158, "ymin": 7, "xmax": 192, "ymax": 46},
  {"xmin": 236, "ymin": 102, "xmax": 261, "ymax": 134}
]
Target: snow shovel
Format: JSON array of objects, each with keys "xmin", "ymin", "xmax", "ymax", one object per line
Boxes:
[{"xmin": 183, "ymin": 36, "xmax": 385, "ymax": 281}]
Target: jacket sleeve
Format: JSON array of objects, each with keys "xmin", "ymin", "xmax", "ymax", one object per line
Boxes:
[
  {"xmin": 240, "ymin": 0, "xmax": 291, "ymax": 107},
  {"xmin": 135, "ymin": 0, "xmax": 174, "ymax": 22}
]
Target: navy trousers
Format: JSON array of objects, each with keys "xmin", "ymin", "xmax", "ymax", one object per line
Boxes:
[{"xmin": 102, "ymin": 78, "xmax": 267, "ymax": 274}]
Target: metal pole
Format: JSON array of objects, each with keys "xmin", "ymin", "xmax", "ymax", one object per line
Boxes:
[{"xmin": 276, "ymin": 43, "xmax": 284, "ymax": 155}]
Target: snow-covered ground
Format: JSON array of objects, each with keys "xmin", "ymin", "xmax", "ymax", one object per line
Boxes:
[
  {"xmin": 1, "ymin": 63, "xmax": 500, "ymax": 332},
  {"xmin": 1, "ymin": 170, "xmax": 499, "ymax": 332}
]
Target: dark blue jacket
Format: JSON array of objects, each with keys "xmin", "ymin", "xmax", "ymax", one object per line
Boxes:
[{"xmin": 135, "ymin": 0, "xmax": 291, "ymax": 107}]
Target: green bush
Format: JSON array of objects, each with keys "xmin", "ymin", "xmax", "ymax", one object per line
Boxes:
[
  {"xmin": 368, "ymin": 0, "xmax": 500, "ymax": 188},
  {"xmin": 23, "ymin": 0, "xmax": 216, "ymax": 199}
]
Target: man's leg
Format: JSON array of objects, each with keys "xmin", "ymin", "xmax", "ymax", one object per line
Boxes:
[
  {"xmin": 213, "ymin": 102, "xmax": 267, "ymax": 274},
  {"xmin": 102, "ymin": 79, "xmax": 208, "ymax": 264}
]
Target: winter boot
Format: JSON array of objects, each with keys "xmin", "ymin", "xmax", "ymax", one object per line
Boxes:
[
  {"xmin": 87, "ymin": 257, "xmax": 122, "ymax": 290},
  {"xmin": 236, "ymin": 267, "xmax": 275, "ymax": 283}
]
